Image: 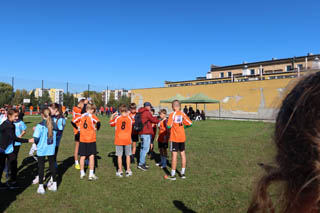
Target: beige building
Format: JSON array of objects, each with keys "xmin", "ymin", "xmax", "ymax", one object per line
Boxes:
[{"xmin": 165, "ymin": 53, "xmax": 320, "ymax": 87}]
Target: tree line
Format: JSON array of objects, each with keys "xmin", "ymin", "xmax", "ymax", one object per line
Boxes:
[{"xmin": 0, "ymin": 82, "xmax": 131, "ymax": 109}]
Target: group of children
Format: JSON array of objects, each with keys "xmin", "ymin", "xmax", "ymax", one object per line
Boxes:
[
  {"xmin": 0, "ymin": 98, "xmax": 192, "ymax": 195},
  {"xmin": 70, "ymin": 99, "xmax": 192, "ymax": 181},
  {"xmin": 0, "ymin": 104, "xmax": 66, "ymax": 194}
]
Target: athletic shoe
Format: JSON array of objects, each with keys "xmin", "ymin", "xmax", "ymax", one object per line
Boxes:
[
  {"xmin": 160, "ymin": 165, "xmax": 166, "ymax": 169},
  {"xmin": 116, "ymin": 172, "xmax": 123, "ymax": 178},
  {"xmin": 125, "ymin": 170, "xmax": 132, "ymax": 177},
  {"xmin": 144, "ymin": 164, "xmax": 150, "ymax": 169},
  {"xmin": 75, "ymin": 164, "xmax": 80, "ymax": 170},
  {"xmin": 181, "ymin": 174, "xmax": 186, "ymax": 179},
  {"xmin": 88, "ymin": 174, "xmax": 98, "ymax": 181},
  {"xmin": 168, "ymin": 175, "xmax": 176, "ymax": 181},
  {"xmin": 37, "ymin": 185, "xmax": 45, "ymax": 195},
  {"xmin": 0, "ymin": 182, "xmax": 8, "ymax": 190},
  {"xmin": 137, "ymin": 165, "xmax": 148, "ymax": 171},
  {"xmin": 32, "ymin": 176, "xmax": 39, "ymax": 185},
  {"xmin": 155, "ymin": 163, "xmax": 161, "ymax": 167},
  {"xmin": 47, "ymin": 182, "xmax": 57, "ymax": 192},
  {"xmin": 80, "ymin": 173, "xmax": 86, "ymax": 180}
]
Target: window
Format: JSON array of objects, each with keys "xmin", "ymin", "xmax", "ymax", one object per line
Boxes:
[
  {"xmin": 286, "ymin": 65, "xmax": 292, "ymax": 71},
  {"xmin": 250, "ymin": 69, "xmax": 255, "ymax": 75},
  {"xmin": 228, "ymin": 72, "xmax": 232, "ymax": 77},
  {"xmin": 297, "ymin": 64, "xmax": 303, "ymax": 70},
  {"xmin": 220, "ymin": 72, "xmax": 224, "ymax": 78}
]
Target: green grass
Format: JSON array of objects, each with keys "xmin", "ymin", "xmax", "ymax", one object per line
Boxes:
[{"xmin": 2, "ymin": 116, "xmax": 275, "ymax": 213}]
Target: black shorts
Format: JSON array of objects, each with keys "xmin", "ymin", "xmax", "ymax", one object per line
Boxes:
[
  {"xmin": 78, "ymin": 142, "xmax": 97, "ymax": 156},
  {"xmin": 170, "ymin": 142, "xmax": 185, "ymax": 152},
  {"xmin": 74, "ymin": 133, "xmax": 80, "ymax": 142},
  {"xmin": 158, "ymin": 142, "xmax": 168, "ymax": 149},
  {"xmin": 131, "ymin": 134, "xmax": 139, "ymax": 142}
]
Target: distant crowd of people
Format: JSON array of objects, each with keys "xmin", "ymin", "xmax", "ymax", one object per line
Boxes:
[{"xmin": 183, "ymin": 105, "xmax": 205, "ymax": 121}]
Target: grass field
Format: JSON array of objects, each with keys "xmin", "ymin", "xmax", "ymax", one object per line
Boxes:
[{"xmin": 1, "ymin": 116, "xmax": 274, "ymax": 213}]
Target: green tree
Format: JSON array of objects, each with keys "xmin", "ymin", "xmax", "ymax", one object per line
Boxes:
[
  {"xmin": 29, "ymin": 90, "xmax": 38, "ymax": 107},
  {"xmin": 106, "ymin": 93, "xmax": 117, "ymax": 108},
  {"xmin": 0, "ymin": 82, "xmax": 13, "ymax": 107},
  {"xmin": 83, "ymin": 91, "xmax": 103, "ymax": 108},
  {"xmin": 63, "ymin": 92, "xmax": 74, "ymax": 109},
  {"xmin": 39, "ymin": 90, "xmax": 51, "ymax": 105},
  {"xmin": 12, "ymin": 89, "xmax": 29, "ymax": 105}
]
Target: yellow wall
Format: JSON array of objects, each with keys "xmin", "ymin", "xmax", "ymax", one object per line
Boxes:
[{"xmin": 132, "ymin": 78, "xmax": 297, "ymax": 119}]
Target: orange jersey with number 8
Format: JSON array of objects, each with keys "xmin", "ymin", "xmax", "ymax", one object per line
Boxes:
[
  {"xmin": 167, "ymin": 111, "xmax": 192, "ymax": 143},
  {"xmin": 74, "ymin": 113, "xmax": 99, "ymax": 143},
  {"xmin": 110, "ymin": 115, "xmax": 134, "ymax": 146}
]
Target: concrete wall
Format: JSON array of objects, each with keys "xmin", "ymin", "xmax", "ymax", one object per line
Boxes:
[{"xmin": 131, "ymin": 78, "xmax": 297, "ymax": 120}]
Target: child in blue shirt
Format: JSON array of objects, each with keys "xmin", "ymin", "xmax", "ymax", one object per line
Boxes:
[
  {"xmin": 49, "ymin": 103, "xmax": 66, "ymax": 168},
  {"xmin": 31, "ymin": 108, "xmax": 57, "ymax": 194}
]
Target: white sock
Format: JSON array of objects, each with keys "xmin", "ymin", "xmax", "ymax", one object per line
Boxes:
[
  {"xmin": 39, "ymin": 184, "xmax": 44, "ymax": 188},
  {"xmin": 181, "ymin": 168, "xmax": 186, "ymax": 175},
  {"xmin": 89, "ymin": 170, "xmax": 94, "ymax": 176},
  {"xmin": 75, "ymin": 160, "xmax": 79, "ymax": 165},
  {"xmin": 80, "ymin": 170, "xmax": 85, "ymax": 176},
  {"xmin": 171, "ymin": 170, "xmax": 176, "ymax": 177}
]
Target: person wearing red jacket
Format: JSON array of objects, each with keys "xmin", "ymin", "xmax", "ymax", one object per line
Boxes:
[{"xmin": 137, "ymin": 102, "xmax": 160, "ymax": 171}]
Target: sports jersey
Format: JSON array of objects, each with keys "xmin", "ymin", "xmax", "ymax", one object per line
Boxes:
[
  {"xmin": 74, "ymin": 113, "xmax": 99, "ymax": 143},
  {"xmin": 33, "ymin": 120, "xmax": 56, "ymax": 156},
  {"xmin": 14, "ymin": 120, "xmax": 27, "ymax": 146},
  {"xmin": 158, "ymin": 119, "xmax": 169, "ymax": 143},
  {"xmin": 72, "ymin": 106, "xmax": 82, "ymax": 135},
  {"xmin": 110, "ymin": 115, "xmax": 134, "ymax": 146},
  {"xmin": 167, "ymin": 111, "xmax": 192, "ymax": 143},
  {"xmin": 53, "ymin": 116, "xmax": 66, "ymax": 146}
]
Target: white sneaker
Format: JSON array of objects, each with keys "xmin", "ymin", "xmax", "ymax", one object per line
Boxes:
[
  {"xmin": 32, "ymin": 176, "xmax": 39, "ymax": 185},
  {"xmin": 125, "ymin": 170, "xmax": 133, "ymax": 177},
  {"xmin": 47, "ymin": 182, "xmax": 57, "ymax": 192},
  {"xmin": 37, "ymin": 185, "xmax": 45, "ymax": 194},
  {"xmin": 155, "ymin": 163, "xmax": 161, "ymax": 167},
  {"xmin": 80, "ymin": 173, "xmax": 86, "ymax": 179},
  {"xmin": 88, "ymin": 174, "xmax": 98, "ymax": 181},
  {"xmin": 33, "ymin": 176, "xmax": 45, "ymax": 185},
  {"xmin": 116, "ymin": 172, "xmax": 123, "ymax": 178}
]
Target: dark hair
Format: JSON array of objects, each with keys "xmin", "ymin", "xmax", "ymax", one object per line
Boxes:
[
  {"xmin": 130, "ymin": 103, "xmax": 137, "ymax": 109},
  {"xmin": 151, "ymin": 108, "xmax": 155, "ymax": 113},
  {"xmin": 119, "ymin": 104, "xmax": 128, "ymax": 113},
  {"xmin": 7, "ymin": 109, "xmax": 18, "ymax": 116},
  {"xmin": 248, "ymin": 71, "xmax": 320, "ymax": 213},
  {"xmin": 159, "ymin": 109, "xmax": 167, "ymax": 114}
]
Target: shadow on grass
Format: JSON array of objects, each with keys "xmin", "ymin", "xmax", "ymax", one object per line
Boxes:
[
  {"xmin": 173, "ymin": 200, "xmax": 197, "ymax": 213},
  {"xmin": 0, "ymin": 156, "xmax": 75, "ymax": 212}
]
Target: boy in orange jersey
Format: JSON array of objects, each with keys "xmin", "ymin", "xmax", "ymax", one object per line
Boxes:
[
  {"xmin": 110, "ymin": 104, "xmax": 134, "ymax": 177},
  {"xmin": 156, "ymin": 109, "xmax": 170, "ymax": 168},
  {"xmin": 72, "ymin": 104, "xmax": 100, "ymax": 180},
  {"xmin": 167, "ymin": 100, "xmax": 192, "ymax": 180},
  {"xmin": 129, "ymin": 103, "xmax": 138, "ymax": 164},
  {"xmin": 72, "ymin": 99, "xmax": 87, "ymax": 169}
]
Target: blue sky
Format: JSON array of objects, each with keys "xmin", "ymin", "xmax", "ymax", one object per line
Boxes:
[{"xmin": 0, "ymin": 0, "xmax": 319, "ymax": 92}]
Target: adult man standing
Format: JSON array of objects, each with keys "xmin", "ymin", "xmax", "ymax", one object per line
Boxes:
[{"xmin": 137, "ymin": 102, "xmax": 160, "ymax": 171}]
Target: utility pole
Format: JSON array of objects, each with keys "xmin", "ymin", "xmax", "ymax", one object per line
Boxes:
[
  {"xmin": 67, "ymin": 82, "xmax": 69, "ymax": 94},
  {"xmin": 88, "ymin": 84, "xmax": 90, "ymax": 98},
  {"xmin": 106, "ymin": 86, "xmax": 108, "ymax": 106}
]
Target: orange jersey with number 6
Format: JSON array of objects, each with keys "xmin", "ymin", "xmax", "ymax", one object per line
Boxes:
[
  {"xmin": 74, "ymin": 113, "xmax": 99, "ymax": 143},
  {"xmin": 110, "ymin": 115, "xmax": 134, "ymax": 146},
  {"xmin": 167, "ymin": 111, "xmax": 192, "ymax": 143}
]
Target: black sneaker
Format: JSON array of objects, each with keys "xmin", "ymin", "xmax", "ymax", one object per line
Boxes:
[
  {"xmin": 137, "ymin": 165, "xmax": 148, "ymax": 171},
  {"xmin": 181, "ymin": 174, "xmax": 186, "ymax": 179},
  {"xmin": 169, "ymin": 175, "xmax": 176, "ymax": 181},
  {"xmin": 8, "ymin": 181, "xmax": 20, "ymax": 189},
  {"xmin": 0, "ymin": 182, "xmax": 8, "ymax": 190}
]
